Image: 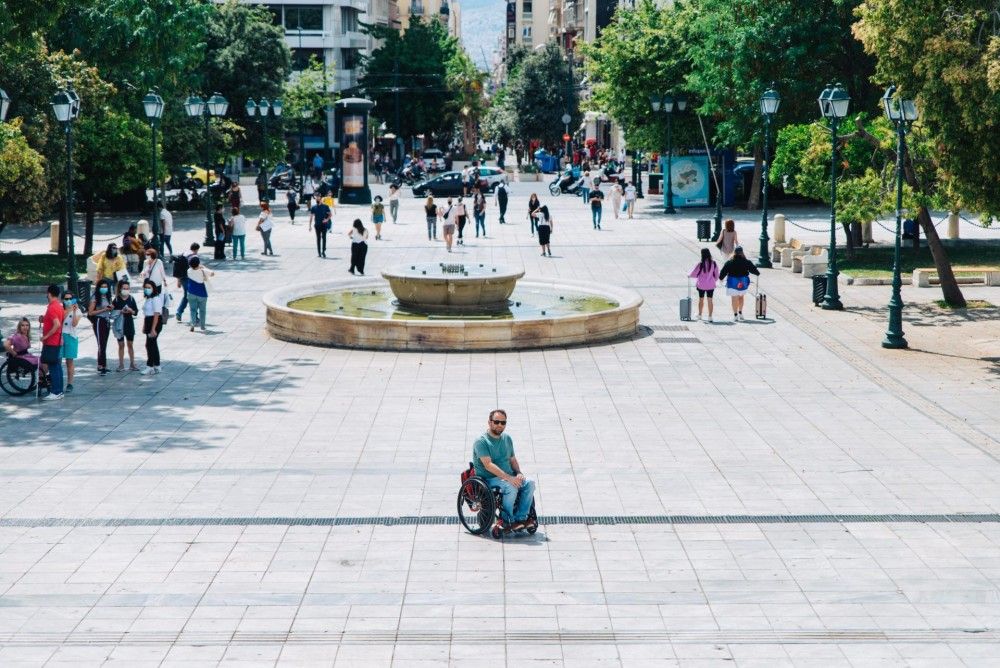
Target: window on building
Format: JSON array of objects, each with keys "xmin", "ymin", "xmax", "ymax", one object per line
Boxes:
[
  {"xmin": 284, "ymin": 6, "xmax": 323, "ymax": 31},
  {"xmin": 263, "ymin": 5, "xmax": 283, "ymax": 26},
  {"xmin": 341, "ymin": 8, "xmax": 358, "ymax": 33},
  {"xmin": 292, "ymin": 48, "xmax": 325, "ymax": 70},
  {"xmin": 523, "ymin": 1, "xmax": 532, "ymax": 15},
  {"xmin": 522, "ymin": 26, "xmax": 532, "ymax": 39},
  {"xmin": 340, "ymin": 48, "xmax": 359, "ymax": 70}
]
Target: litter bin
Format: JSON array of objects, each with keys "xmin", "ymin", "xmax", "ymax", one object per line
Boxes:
[
  {"xmin": 811, "ymin": 274, "xmax": 827, "ymax": 305},
  {"xmin": 648, "ymin": 173, "xmax": 662, "ymax": 194},
  {"xmin": 696, "ymin": 219, "xmax": 712, "ymax": 241},
  {"xmin": 849, "ymin": 221, "xmax": 862, "ymax": 247},
  {"xmin": 75, "ymin": 279, "xmax": 93, "ymax": 305}
]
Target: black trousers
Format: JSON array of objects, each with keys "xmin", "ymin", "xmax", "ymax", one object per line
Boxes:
[
  {"xmin": 350, "ymin": 242, "xmax": 368, "ymax": 274},
  {"xmin": 457, "ymin": 215, "xmax": 467, "ymax": 239},
  {"xmin": 143, "ymin": 315, "xmax": 163, "ymax": 367},
  {"xmin": 91, "ymin": 317, "xmax": 111, "ymax": 369},
  {"xmin": 315, "ymin": 228, "xmax": 328, "ymax": 255}
]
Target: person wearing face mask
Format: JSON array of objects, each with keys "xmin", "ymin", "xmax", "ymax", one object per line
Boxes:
[
  {"xmin": 60, "ymin": 290, "xmax": 82, "ymax": 391},
  {"xmin": 112, "ymin": 281, "xmax": 139, "ymax": 371},
  {"xmin": 96, "ymin": 243, "xmax": 127, "ymax": 284},
  {"xmin": 141, "ymin": 278, "xmax": 164, "ymax": 375},
  {"xmin": 141, "ymin": 248, "xmax": 170, "ymax": 318},
  {"xmin": 185, "ymin": 256, "xmax": 214, "ymax": 332},
  {"xmin": 87, "ymin": 278, "xmax": 115, "ymax": 375}
]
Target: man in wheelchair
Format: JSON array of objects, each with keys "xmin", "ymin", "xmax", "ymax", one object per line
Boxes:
[{"xmin": 473, "ymin": 409, "xmax": 536, "ymax": 531}]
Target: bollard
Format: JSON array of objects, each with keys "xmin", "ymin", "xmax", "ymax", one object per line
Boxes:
[
  {"xmin": 49, "ymin": 221, "xmax": 60, "ymax": 253},
  {"xmin": 862, "ymin": 221, "xmax": 873, "ymax": 245},
  {"xmin": 774, "ymin": 214, "xmax": 786, "ymax": 243},
  {"xmin": 948, "ymin": 212, "xmax": 959, "ymax": 239}
]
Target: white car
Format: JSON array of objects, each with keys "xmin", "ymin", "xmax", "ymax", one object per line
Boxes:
[
  {"xmin": 477, "ymin": 166, "xmax": 507, "ymax": 192},
  {"xmin": 420, "ymin": 149, "xmax": 447, "ymax": 172}
]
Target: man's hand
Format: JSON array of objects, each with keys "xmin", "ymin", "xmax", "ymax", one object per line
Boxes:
[{"xmin": 507, "ymin": 473, "xmax": 524, "ymax": 489}]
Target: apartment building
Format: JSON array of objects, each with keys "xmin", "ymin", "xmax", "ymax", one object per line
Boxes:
[{"xmin": 397, "ymin": 0, "xmax": 463, "ymax": 38}]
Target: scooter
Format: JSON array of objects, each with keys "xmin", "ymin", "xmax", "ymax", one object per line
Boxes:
[
  {"xmin": 547, "ymin": 171, "xmax": 583, "ymax": 196},
  {"xmin": 398, "ymin": 164, "xmax": 425, "ymax": 186}
]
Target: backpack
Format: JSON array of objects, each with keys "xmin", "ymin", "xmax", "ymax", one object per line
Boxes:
[{"xmin": 171, "ymin": 254, "xmax": 189, "ymax": 279}]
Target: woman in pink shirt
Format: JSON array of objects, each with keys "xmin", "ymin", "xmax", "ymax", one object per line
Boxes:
[{"xmin": 688, "ymin": 248, "xmax": 720, "ymax": 322}]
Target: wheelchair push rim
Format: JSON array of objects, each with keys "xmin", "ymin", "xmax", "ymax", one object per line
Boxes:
[
  {"xmin": 0, "ymin": 360, "xmax": 37, "ymax": 396},
  {"xmin": 457, "ymin": 477, "xmax": 495, "ymax": 535}
]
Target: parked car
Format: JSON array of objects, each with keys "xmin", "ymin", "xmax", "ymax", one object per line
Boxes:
[
  {"xmin": 421, "ymin": 148, "xmax": 447, "ymax": 172},
  {"xmin": 477, "ymin": 166, "xmax": 506, "ymax": 192},
  {"xmin": 411, "ymin": 171, "xmax": 464, "ymax": 197},
  {"xmin": 179, "ymin": 164, "xmax": 215, "ymax": 187}
]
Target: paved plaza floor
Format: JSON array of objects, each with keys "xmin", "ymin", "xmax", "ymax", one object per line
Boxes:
[{"xmin": 1, "ymin": 182, "xmax": 999, "ymax": 666}]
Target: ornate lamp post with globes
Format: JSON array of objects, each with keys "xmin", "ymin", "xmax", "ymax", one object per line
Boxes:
[
  {"xmin": 757, "ymin": 84, "xmax": 780, "ymax": 268},
  {"xmin": 246, "ymin": 97, "xmax": 283, "ymax": 196},
  {"xmin": 881, "ymin": 85, "xmax": 918, "ymax": 349},
  {"xmin": 817, "ymin": 82, "xmax": 850, "ymax": 310},
  {"xmin": 650, "ymin": 92, "xmax": 686, "ymax": 214},
  {"xmin": 143, "ymin": 90, "xmax": 165, "ymax": 256},
  {"xmin": 51, "ymin": 87, "xmax": 82, "ymax": 295},
  {"xmin": 185, "ymin": 93, "xmax": 228, "ymax": 245}
]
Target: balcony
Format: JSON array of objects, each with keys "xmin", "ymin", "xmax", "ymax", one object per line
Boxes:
[
  {"xmin": 410, "ymin": 2, "xmax": 424, "ymax": 16},
  {"xmin": 562, "ymin": 1, "xmax": 581, "ymax": 30}
]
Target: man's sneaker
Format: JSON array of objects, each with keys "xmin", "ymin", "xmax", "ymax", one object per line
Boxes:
[
  {"xmin": 175, "ymin": 313, "xmax": 181, "ymax": 322},
  {"xmin": 43, "ymin": 393, "xmax": 64, "ymax": 401},
  {"xmin": 509, "ymin": 521, "xmax": 526, "ymax": 531},
  {"xmin": 141, "ymin": 367, "xmax": 156, "ymax": 376}
]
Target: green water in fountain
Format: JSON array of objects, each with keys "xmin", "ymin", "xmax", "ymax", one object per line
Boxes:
[{"xmin": 288, "ymin": 286, "xmax": 618, "ymax": 321}]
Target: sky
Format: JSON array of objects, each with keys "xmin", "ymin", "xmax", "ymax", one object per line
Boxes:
[{"xmin": 460, "ymin": 0, "xmax": 504, "ymax": 70}]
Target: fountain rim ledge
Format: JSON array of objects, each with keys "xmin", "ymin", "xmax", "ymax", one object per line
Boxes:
[{"xmin": 263, "ymin": 277, "xmax": 643, "ymax": 351}]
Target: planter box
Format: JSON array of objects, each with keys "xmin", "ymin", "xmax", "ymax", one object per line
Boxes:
[{"xmin": 517, "ymin": 172, "xmax": 541, "ymax": 182}]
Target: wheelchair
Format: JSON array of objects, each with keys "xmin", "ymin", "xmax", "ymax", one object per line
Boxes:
[
  {"xmin": 0, "ymin": 354, "xmax": 49, "ymax": 397},
  {"xmin": 457, "ymin": 462, "xmax": 538, "ymax": 539}
]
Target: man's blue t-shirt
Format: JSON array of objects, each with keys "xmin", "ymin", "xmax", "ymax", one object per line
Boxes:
[
  {"xmin": 312, "ymin": 155, "xmax": 324, "ymax": 170},
  {"xmin": 310, "ymin": 204, "xmax": 331, "ymax": 229},
  {"xmin": 473, "ymin": 432, "xmax": 515, "ymax": 479}
]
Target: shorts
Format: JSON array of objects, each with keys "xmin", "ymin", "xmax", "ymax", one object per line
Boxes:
[
  {"xmin": 62, "ymin": 337, "xmax": 79, "ymax": 360},
  {"xmin": 443, "ymin": 224, "xmax": 456, "ymax": 235},
  {"xmin": 373, "ymin": 214, "xmax": 384, "ymax": 223},
  {"xmin": 696, "ymin": 289, "xmax": 715, "ymax": 298}
]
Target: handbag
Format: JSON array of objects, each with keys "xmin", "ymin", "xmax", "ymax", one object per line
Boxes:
[{"xmin": 726, "ymin": 275, "xmax": 750, "ymax": 290}]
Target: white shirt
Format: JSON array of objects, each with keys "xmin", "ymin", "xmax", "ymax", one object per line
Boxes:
[
  {"xmin": 142, "ymin": 258, "xmax": 168, "ymax": 288},
  {"xmin": 230, "ymin": 214, "xmax": 248, "ymax": 235},
  {"xmin": 388, "ymin": 188, "xmax": 400, "ymax": 202},
  {"xmin": 142, "ymin": 291, "xmax": 164, "ymax": 316},
  {"xmin": 350, "ymin": 228, "xmax": 369, "ymax": 243},
  {"xmin": 159, "ymin": 209, "xmax": 174, "ymax": 235},
  {"xmin": 624, "ymin": 184, "xmax": 637, "ymax": 201},
  {"xmin": 258, "ymin": 212, "xmax": 274, "ymax": 232}
]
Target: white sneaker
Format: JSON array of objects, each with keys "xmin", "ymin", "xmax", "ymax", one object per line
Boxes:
[
  {"xmin": 734, "ymin": 314, "xmax": 739, "ymax": 321},
  {"xmin": 696, "ymin": 315, "xmax": 702, "ymax": 321},
  {"xmin": 738, "ymin": 313, "xmax": 745, "ymax": 321},
  {"xmin": 141, "ymin": 367, "xmax": 156, "ymax": 376},
  {"xmin": 708, "ymin": 317, "xmax": 713, "ymax": 323},
  {"xmin": 42, "ymin": 393, "xmax": 64, "ymax": 401}
]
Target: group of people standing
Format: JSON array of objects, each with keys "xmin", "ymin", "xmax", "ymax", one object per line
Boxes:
[{"xmin": 421, "ymin": 187, "xmax": 491, "ymax": 253}]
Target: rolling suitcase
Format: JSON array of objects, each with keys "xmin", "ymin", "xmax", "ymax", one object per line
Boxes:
[
  {"xmin": 755, "ymin": 276, "xmax": 767, "ymax": 320},
  {"xmin": 680, "ymin": 278, "xmax": 692, "ymax": 321}
]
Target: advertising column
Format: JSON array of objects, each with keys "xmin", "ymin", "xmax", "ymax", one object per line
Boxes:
[{"xmin": 335, "ymin": 97, "xmax": 375, "ymax": 205}]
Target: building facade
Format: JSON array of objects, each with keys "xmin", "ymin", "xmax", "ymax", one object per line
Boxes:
[{"xmin": 396, "ymin": 0, "xmax": 462, "ymax": 38}]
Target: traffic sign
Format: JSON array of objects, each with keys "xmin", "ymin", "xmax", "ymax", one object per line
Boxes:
[{"xmin": 563, "ymin": 133, "xmax": 571, "ymax": 142}]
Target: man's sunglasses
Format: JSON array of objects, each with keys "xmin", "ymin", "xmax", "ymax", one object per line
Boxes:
[{"xmin": 491, "ymin": 420, "xmax": 506, "ymax": 425}]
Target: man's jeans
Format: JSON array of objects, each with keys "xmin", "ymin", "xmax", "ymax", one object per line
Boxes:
[
  {"xmin": 41, "ymin": 345, "xmax": 63, "ymax": 395},
  {"xmin": 176, "ymin": 283, "xmax": 189, "ymax": 319},
  {"xmin": 483, "ymin": 476, "xmax": 535, "ymax": 522},
  {"xmin": 232, "ymin": 234, "xmax": 246, "ymax": 259},
  {"xmin": 162, "ymin": 234, "xmax": 173, "ymax": 255},
  {"xmin": 592, "ymin": 207, "xmax": 602, "ymax": 229},
  {"xmin": 474, "ymin": 212, "xmax": 486, "ymax": 237}
]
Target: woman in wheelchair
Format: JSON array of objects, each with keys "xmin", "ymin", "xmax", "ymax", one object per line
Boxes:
[
  {"xmin": 4, "ymin": 318, "xmax": 40, "ymax": 370},
  {"xmin": 457, "ymin": 409, "xmax": 538, "ymax": 538}
]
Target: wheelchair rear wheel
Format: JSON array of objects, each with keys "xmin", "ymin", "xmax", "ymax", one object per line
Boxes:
[
  {"xmin": 0, "ymin": 359, "xmax": 36, "ymax": 396},
  {"xmin": 457, "ymin": 477, "xmax": 495, "ymax": 535},
  {"xmin": 526, "ymin": 502, "xmax": 538, "ymax": 535}
]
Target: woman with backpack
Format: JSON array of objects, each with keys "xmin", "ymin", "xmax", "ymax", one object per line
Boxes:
[
  {"xmin": 718, "ymin": 246, "xmax": 759, "ymax": 321},
  {"xmin": 688, "ymin": 248, "xmax": 720, "ymax": 322}
]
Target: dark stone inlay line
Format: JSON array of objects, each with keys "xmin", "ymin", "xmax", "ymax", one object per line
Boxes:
[
  {"xmin": 654, "ymin": 337, "xmax": 702, "ymax": 344},
  {"xmin": 1, "ymin": 513, "xmax": 998, "ymax": 529}
]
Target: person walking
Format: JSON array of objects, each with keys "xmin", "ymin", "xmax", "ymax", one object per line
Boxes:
[
  {"xmin": 610, "ymin": 182, "xmax": 623, "ymax": 219},
  {"xmin": 536, "ymin": 205, "xmax": 553, "ymax": 257},
  {"xmin": 527, "ymin": 193, "xmax": 541, "ymax": 236},
  {"xmin": 454, "ymin": 197, "xmax": 468, "ymax": 245},
  {"xmin": 228, "ymin": 207, "xmax": 247, "ymax": 260},
  {"xmin": 286, "ymin": 189, "xmax": 299, "ymax": 224},
  {"xmin": 112, "ymin": 280, "xmax": 139, "ymax": 371},
  {"xmin": 185, "ymin": 256, "xmax": 214, "ymax": 332},
  {"xmin": 689, "ymin": 248, "xmax": 720, "ymax": 322},
  {"xmin": 312, "ymin": 153, "xmax": 324, "ymax": 181},
  {"xmin": 87, "ymin": 277, "xmax": 115, "ymax": 376},
  {"xmin": 580, "ymin": 171, "xmax": 591, "ymax": 203},
  {"xmin": 371, "ymin": 196, "xmax": 385, "ymax": 240},
  {"xmin": 301, "ymin": 174, "xmax": 315, "ymax": 204},
  {"xmin": 624, "ymin": 181, "xmax": 637, "ymax": 219},
  {"xmin": 173, "ymin": 243, "xmax": 200, "ymax": 322},
  {"xmin": 211, "ymin": 204, "xmax": 226, "ymax": 260},
  {"xmin": 441, "ymin": 197, "xmax": 456, "ymax": 252},
  {"xmin": 141, "ymin": 278, "xmax": 164, "ymax": 375},
  {"xmin": 424, "ymin": 196, "xmax": 438, "ymax": 241},
  {"xmin": 158, "ymin": 202, "xmax": 174, "ymax": 255},
  {"xmin": 256, "ymin": 201, "xmax": 275, "ymax": 255},
  {"xmin": 255, "ymin": 169, "xmax": 268, "ymax": 204},
  {"xmin": 589, "ymin": 185, "xmax": 604, "ymax": 230},
  {"xmin": 494, "ymin": 180, "xmax": 509, "ymax": 224},
  {"xmin": 348, "ymin": 219, "xmax": 369, "ymax": 275},
  {"xmin": 228, "ymin": 180, "xmax": 242, "ymax": 210},
  {"xmin": 473, "ymin": 188, "xmax": 487, "ymax": 238},
  {"xmin": 718, "ymin": 246, "xmax": 759, "ymax": 321},
  {"xmin": 714, "ymin": 219, "xmax": 739, "ymax": 258},
  {"xmin": 388, "ymin": 183, "xmax": 400, "ymax": 224},
  {"xmin": 60, "ymin": 289, "xmax": 81, "ymax": 391},
  {"xmin": 39, "ymin": 285, "xmax": 65, "ymax": 400},
  {"xmin": 309, "ymin": 194, "xmax": 332, "ymax": 258}
]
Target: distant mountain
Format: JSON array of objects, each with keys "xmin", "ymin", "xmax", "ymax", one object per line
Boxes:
[{"xmin": 461, "ymin": 0, "xmax": 504, "ymax": 70}]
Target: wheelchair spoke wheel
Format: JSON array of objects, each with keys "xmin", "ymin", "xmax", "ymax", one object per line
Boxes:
[
  {"xmin": 457, "ymin": 477, "xmax": 494, "ymax": 535},
  {"xmin": 0, "ymin": 360, "xmax": 36, "ymax": 396}
]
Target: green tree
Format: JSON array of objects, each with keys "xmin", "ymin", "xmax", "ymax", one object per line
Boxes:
[
  {"xmin": 684, "ymin": 0, "xmax": 878, "ymax": 208},
  {"xmin": 360, "ymin": 18, "xmax": 460, "ymax": 149},
  {"xmin": 445, "ymin": 48, "xmax": 487, "ymax": 155},
  {"xmin": 502, "ymin": 43, "xmax": 580, "ymax": 150},
  {"xmin": 0, "ymin": 120, "xmax": 48, "ymax": 237}
]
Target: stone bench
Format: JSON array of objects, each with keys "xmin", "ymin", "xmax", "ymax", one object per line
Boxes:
[
  {"xmin": 779, "ymin": 239, "xmax": 809, "ymax": 268},
  {"xmin": 912, "ymin": 266, "xmax": 1000, "ymax": 288}
]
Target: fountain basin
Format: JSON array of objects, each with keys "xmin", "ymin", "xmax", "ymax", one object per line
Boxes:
[
  {"xmin": 381, "ymin": 262, "xmax": 524, "ymax": 312},
  {"xmin": 264, "ymin": 277, "xmax": 642, "ymax": 351}
]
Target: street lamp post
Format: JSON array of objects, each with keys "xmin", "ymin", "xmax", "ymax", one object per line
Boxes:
[
  {"xmin": 881, "ymin": 85, "xmax": 918, "ymax": 349},
  {"xmin": 51, "ymin": 88, "xmax": 81, "ymax": 296},
  {"xmin": 246, "ymin": 97, "xmax": 283, "ymax": 199},
  {"xmin": 561, "ymin": 112, "xmax": 571, "ymax": 166},
  {"xmin": 299, "ymin": 107, "xmax": 312, "ymax": 191},
  {"xmin": 185, "ymin": 93, "xmax": 228, "ymax": 245},
  {"xmin": 757, "ymin": 84, "xmax": 780, "ymax": 269},
  {"xmin": 143, "ymin": 91, "xmax": 165, "ymax": 257},
  {"xmin": 817, "ymin": 82, "xmax": 850, "ymax": 310},
  {"xmin": 650, "ymin": 92, "xmax": 686, "ymax": 214}
]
